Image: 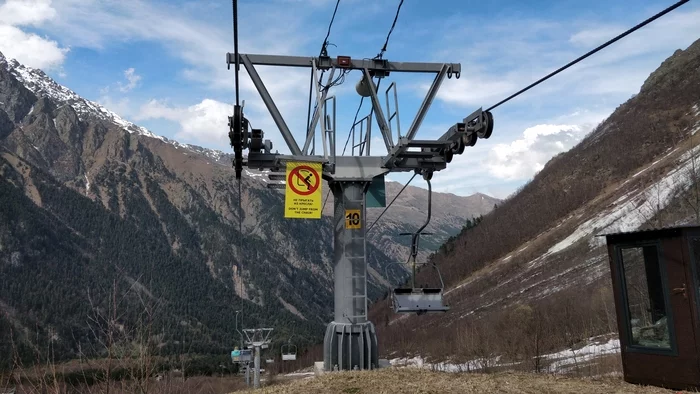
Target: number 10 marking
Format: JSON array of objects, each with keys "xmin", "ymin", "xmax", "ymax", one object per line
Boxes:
[{"xmin": 345, "ymin": 209, "xmax": 361, "ymax": 229}]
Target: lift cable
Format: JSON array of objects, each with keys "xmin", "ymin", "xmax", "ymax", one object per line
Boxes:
[
  {"xmin": 331, "ymin": 0, "xmax": 407, "ymax": 222},
  {"xmin": 368, "ymin": 0, "xmax": 690, "ymax": 235},
  {"xmin": 375, "ymin": 0, "xmax": 405, "ymax": 60},
  {"xmin": 367, "ymin": 172, "xmax": 417, "ymax": 234},
  {"xmin": 323, "ymin": 0, "xmax": 405, "ymax": 214},
  {"xmin": 306, "ymin": 0, "xmax": 342, "ymax": 145},
  {"xmin": 486, "ymin": 0, "xmax": 690, "ymax": 112},
  {"xmin": 232, "ymin": 0, "xmax": 244, "ymax": 302},
  {"xmin": 320, "ymin": 0, "xmax": 341, "ymax": 57},
  {"xmin": 232, "ymin": 0, "xmax": 240, "ymax": 107},
  {"xmin": 342, "ymin": 0, "xmax": 405, "ymax": 159}
]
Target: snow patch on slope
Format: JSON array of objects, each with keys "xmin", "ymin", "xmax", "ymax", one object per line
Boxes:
[
  {"xmin": 389, "ymin": 334, "xmax": 620, "ymax": 375},
  {"xmin": 548, "ymin": 145, "xmax": 700, "ymax": 254}
]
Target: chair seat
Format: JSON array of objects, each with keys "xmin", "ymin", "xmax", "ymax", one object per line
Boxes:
[{"xmin": 392, "ymin": 288, "xmax": 450, "ymax": 313}]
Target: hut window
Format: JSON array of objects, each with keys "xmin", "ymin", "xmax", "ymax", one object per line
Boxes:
[{"xmin": 620, "ymin": 245, "xmax": 671, "ymax": 349}]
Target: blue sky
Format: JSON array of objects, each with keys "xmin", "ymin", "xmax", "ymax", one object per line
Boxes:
[{"xmin": 1, "ymin": 0, "xmax": 699, "ymax": 199}]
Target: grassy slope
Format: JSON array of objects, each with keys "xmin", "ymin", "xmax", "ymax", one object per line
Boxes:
[{"xmin": 239, "ymin": 369, "xmax": 683, "ymax": 394}]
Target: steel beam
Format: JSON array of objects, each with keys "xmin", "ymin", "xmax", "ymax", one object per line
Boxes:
[
  {"xmin": 384, "ymin": 138, "xmax": 405, "ymax": 167},
  {"xmin": 303, "ymin": 59, "xmax": 336, "ymax": 155},
  {"xmin": 246, "ymin": 152, "xmax": 446, "ymax": 176},
  {"xmin": 239, "ymin": 55, "xmax": 302, "ymax": 155},
  {"xmin": 246, "ymin": 153, "xmax": 328, "ymax": 171},
  {"xmin": 332, "ymin": 156, "xmax": 389, "ymax": 181},
  {"xmin": 227, "ymin": 53, "xmax": 460, "ymax": 75},
  {"xmin": 363, "ymin": 69, "xmax": 393, "ymax": 152},
  {"xmin": 405, "ymin": 64, "xmax": 449, "ymax": 140}
]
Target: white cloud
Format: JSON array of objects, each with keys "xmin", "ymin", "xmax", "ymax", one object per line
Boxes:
[
  {"xmin": 430, "ymin": 6, "xmax": 700, "ymax": 110},
  {"xmin": 0, "ymin": 0, "xmax": 56, "ymax": 26},
  {"xmin": 432, "ymin": 73, "xmax": 519, "ymax": 109},
  {"xmin": 118, "ymin": 68, "xmax": 141, "ymax": 92},
  {"xmin": 0, "ymin": 25, "xmax": 68, "ymax": 69},
  {"xmin": 425, "ymin": 120, "xmax": 599, "ymax": 197},
  {"xmin": 565, "ymin": 8, "xmax": 700, "ymax": 70},
  {"xmin": 0, "ymin": 0, "xmax": 68, "ymax": 70},
  {"xmin": 412, "ymin": 4, "xmax": 698, "ymax": 199},
  {"xmin": 568, "ymin": 26, "xmax": 624, "ymax": 48},
  {"xmin": 486, "ymin": 124, "xmax": 590, "ymax": 180},
  {"xmin": 96, "ymin": 95, "xmax": 132, "ymax": 119},
  {"xmin": 41, "ymin": 1, "xmax": 313, "ymax": 88},
  {"xmin": 136, "ymin": 98, "xmax": 233, "ymax": 146},
  {"xmin": 32, "ymin": 0, "xmax": 321, "ymax": 154}
]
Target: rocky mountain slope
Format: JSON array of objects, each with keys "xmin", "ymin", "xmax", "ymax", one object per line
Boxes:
[
  {"xmin": 0, "ymin": 51, "xmax": 496, "ymax": 365},
  {"xmin": 371, "ymin": 37, "xmax": 700, "ymax": 363}
]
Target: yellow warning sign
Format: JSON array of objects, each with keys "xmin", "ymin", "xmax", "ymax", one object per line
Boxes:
[
  {"xmin": 345, "ymin": 209, "xmax": 361, "ymax": 229},
  {"xmin": 284, "ymin": 161, "xmax": 322, "ymax": 219}
]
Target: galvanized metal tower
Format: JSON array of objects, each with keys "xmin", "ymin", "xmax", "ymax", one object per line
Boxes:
[
  {"xmin": 227, "ymin": 51, "xmax": 494, "ymax": 372},
  {"xmin": 242, "ymin": 328, "xmax": 273, "ymax": 389}
]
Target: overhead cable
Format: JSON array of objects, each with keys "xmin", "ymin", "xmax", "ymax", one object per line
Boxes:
[
  {"xmin": 486, "ymin": 0, "xmax": 690, "ymax": 111},
  {"xmin": 231, "ymin": 0, "xmax": 244, "ymax": 306},
  {"xmin": 375, "ymin": 0, "xmax": 405, "ymax": 59},
  {"xmin": 367, "ymin": 173, "xmax": 417, "ymax": 233},
  {"xmin": 232, "ymin": 0, "xmax": 240, "ymax": 106},
  {"xmin": 330, "ymin": 0, "xmax": 406, "ymax": 214}
]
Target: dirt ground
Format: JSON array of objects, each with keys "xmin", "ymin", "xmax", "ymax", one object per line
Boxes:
[{"xmin": 238, "ymin": 369, "xmax": 689, "ymax": 394}]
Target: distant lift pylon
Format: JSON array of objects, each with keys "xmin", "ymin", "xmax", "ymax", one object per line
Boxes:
[{"xmin": 387, "ymin": 176, "xmax": 449, "ymax": 315}]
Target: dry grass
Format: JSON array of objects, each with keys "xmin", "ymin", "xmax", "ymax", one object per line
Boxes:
[
  {"xmin": 236, "ymin": 368, "xmax": 687, "ymax": 394},
  {"xmin": 6, "ymin": 375, "xmax": 250, "ymax": 394}
]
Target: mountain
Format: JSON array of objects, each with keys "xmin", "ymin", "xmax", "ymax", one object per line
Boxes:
[
  {"xmin": 0, "ymin": 51, "xmax": 497, "ymax": 366},
  {"xmin": 370, "ymin": 38, "xmax": 700, "ymax": 367}
]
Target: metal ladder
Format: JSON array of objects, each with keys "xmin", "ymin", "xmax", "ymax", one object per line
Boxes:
[{"xmin": 345, "ymin": 193, "xmax": 368, "ymax": 322}]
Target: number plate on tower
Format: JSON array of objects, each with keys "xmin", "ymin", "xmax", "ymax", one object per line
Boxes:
[{"xmin": 345, "ymin": 209, "xmax": 361, "ymax": 229}]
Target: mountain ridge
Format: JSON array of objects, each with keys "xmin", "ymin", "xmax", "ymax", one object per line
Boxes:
[
  {"xmin": 370, "ymin": 37, "xmax": 700, "ymax": 367},
  {"xmin": 0, "ymin": 50, "xmax": 498, "ymax": 367}
]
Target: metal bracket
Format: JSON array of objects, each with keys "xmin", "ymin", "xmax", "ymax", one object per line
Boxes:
[
  {"xmin": 352, "ymin": 114, "xmax": 372, "ymax": 156},
  {"xmin": 243, "ymin": 328, "xmax": 274, "ymax": 347},
  {"xmin": 405, "ymin": 64, "xmax": 449, "ymax": 141},
  {"xmin": 239, "ymin": 54, "xmax": 301, "ymax": 155},
  {"xmin": 227, "ymin": 52, "xmax": 492, "ymax": 181},
  {"xmin": 385, "ymin": 81, "xmax": 400, "ymax": 141},
  {"xmin": 227, "ymin": 53, "xmax": 460, "ymax": 75},
  {"xmin": 303, "ymin": 58, "xmax": 336, "ymax": 155}
]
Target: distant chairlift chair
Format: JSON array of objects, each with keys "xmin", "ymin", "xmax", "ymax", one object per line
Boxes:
[
  {"xmin": 387, "ymin": 176, "xmax": 450, "ymax": 315},
  {"xmin": 281, "ymin": 338, "xmax": 297, "ymax": 361},
  {"xmin": 231, "ymin": 347, "xmax": 253, "ymax": 363}
]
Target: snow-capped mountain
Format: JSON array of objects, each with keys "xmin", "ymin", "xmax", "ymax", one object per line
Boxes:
[
  {"xmin": 1, "ymin": 50, "xmax": 228, "ymax": 164},
  {"xmin": 0, "ymin": 50, "xmax": 498, "ymax": 365}
]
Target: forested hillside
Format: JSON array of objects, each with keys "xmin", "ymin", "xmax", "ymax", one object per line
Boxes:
[
  {"xmin": 370, "ymin": 37, "xmax": 700, "ymax": 368},
  {"xmin": 0, "ymin": 50, "xmax": 496, "ymax": 369}
]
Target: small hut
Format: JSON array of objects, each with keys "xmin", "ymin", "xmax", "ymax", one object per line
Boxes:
[{"xmin": 604, "ymin": 226, "xmax": 700, "ymax": 390}]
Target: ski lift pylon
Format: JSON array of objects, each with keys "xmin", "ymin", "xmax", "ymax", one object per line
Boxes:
[{"xmin": 386, "ymin": 173, "xmax": 450, "ymax": 315}]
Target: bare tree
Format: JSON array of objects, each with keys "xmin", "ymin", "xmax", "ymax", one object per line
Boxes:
[
  {"xmin": 637, "ymin": 181, "xmax": 667, "ymax": 229},
  {"xmin": 676, "ymin": 131, "xmax": 700, "ymax": 224}
]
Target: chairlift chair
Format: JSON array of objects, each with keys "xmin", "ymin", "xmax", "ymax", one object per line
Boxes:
[
  {"xmin": 281, "ymin": 343, "xmax": 297, "ymax": 361},
  {"xmin": 386, "ymin": 175, "xmax": 450, "ymax": 315},
  {"xmin": 391, "ymin": 259, "xmax": 449, "ymax": 315},
  {"xmin": 232, "ymin": 348, "xmax": 253, "ymax": 363},
  {"xmin": 281, "ymin": 337, "xmax": 297, "ymax": 361}
]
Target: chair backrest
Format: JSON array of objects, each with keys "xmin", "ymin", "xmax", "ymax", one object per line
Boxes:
[
  {"xmin": 392, "ymin": 288, "xmax": 449, "ymax": 314},
  {"xmin": 234, "ymin": 349, "xmax": 252, "ymax": 362}
]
